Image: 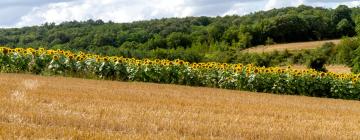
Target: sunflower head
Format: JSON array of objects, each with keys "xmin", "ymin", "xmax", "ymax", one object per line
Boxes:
[
  {"xmin": 53, "ymin": 55, "xmax": 59, "ymax": 61},
  {"xmin": 281, "ymin": 69, "xmax": 285, "ymax": 73},
  {"xmin": 2, "ymin": 48, "xmax": 8, "ymax": 55},
  {"xmin": 320, "ymin": 72, "xmax": 326, "ymax": 77},
  {"xmin": 49, "ymin": 50, "xmax": 54, "ymax": 55},
  {"xmin": 15, "ymin": 48, "xmax": 23, "ymax": 53},
  {"xmin": 68, "ymin": 55, "xmax": 74, "ymax": 60},
  {"xmin": 352, "ymin": 78, "xmax": 358, "ymax": 83},
  {"xmin": 254, "ymin": 69, "xmax": 259, "ymax": 74}
]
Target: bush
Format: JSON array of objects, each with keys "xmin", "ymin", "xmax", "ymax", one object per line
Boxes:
[
  {"xmin": 265, "ymin": 37, "xmax": 275, "ymax": 45},
  {"xmin": 307, "ymin": 57, "xmax": 327, "ymax": 72}
]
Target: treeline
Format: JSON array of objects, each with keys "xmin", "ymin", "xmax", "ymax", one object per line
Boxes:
[{"xmin": 0, "ymin": 5, "xmax": 359, "ymax": 62}]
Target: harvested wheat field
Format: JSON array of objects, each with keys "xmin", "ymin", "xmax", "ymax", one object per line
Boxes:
[
  {"xmin": 282, "ymin": 64, "xmax": 352, "ymax": 74},
  {"xmin": 0, "ymin": 73, "xmax": 360, "ymax": 139},
  {"xmin": 243, "ymin": 39, "xmax": 340, "ymax": 53}
]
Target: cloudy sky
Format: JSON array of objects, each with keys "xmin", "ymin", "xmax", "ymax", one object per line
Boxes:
[{"xmin": 1, "ymin": 0, "xmax": 360, "ymax": 28}]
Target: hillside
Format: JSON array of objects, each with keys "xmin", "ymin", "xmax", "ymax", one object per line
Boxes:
[
  {"xmin": 0, "ymin": 5, "xmax": 358, "ymax": 63},
  {"xmin": 242, "ymin": 39, "xmax": 341, "ymax": 53},
  {"xmin": 0, "ymin": 73, "xmax": 359, "ymax": 139}
]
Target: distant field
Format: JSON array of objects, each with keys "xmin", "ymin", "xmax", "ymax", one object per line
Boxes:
[
  {"xmin": 284, "ymin": 64, "xmax": 352, "ymax": 74},
  {"xmin": 242, "ymin": 39, "xmax": 341, "ymax": 53},
  {"xmin": 0, "ymin": 73, "xmax": 360, "ymax": 139}
]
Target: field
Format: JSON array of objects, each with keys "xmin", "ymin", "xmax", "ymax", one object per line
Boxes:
[
  {"xmin": 0, "ymin": 73, "xmax": 360, "ymax": 139},
  {"xmin": 3, "ymin": 47, "xmax": 360, "ymax": 100},
  {"xmin": 282, "ymin": 64, "xmax": 351, "ymax": 74},
  {"xmin": 242, "ymin": 39, "xmax": 341, "ymax": 53}
]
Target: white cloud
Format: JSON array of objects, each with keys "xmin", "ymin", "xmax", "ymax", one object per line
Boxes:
[
  {"xmin": 341, "ymin": 1, "xmax": 360, "ymax": 7},
  {"xmin": 223, "ymin": 2, "xmax": 263, "ymax": 16},
  {"xmin": 263, "ymin": 0, "xmax": 360, "ymax": 11},
  {"xmin": 3, "ymin": 0, "xmax": 360, "ymax": 28},
  {"xmin": 16, "ymin": 0, "xmax": 194, "ymax": 27},
  {"xmin": 265, "ymin": 0, "xmax": 305, "ymax": 10}
]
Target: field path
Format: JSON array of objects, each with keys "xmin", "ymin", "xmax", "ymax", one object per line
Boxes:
[
  {"xmin": 243, "ymin": 39, "xmax": 340, "ymax": 53},
  {"xmin": 0, "ymin": 73, "xmax": 359, "ymax": 139}
]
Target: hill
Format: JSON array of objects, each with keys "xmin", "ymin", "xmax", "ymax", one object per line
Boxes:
[
  {"xmin": 0, "ymin": 5, "xmax": 359, "ymax": 63},
  {"xmin": 1, "ymin": 73, "xmax": 359, "ymax": 139}
]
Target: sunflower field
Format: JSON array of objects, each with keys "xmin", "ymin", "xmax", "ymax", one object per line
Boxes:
[{"xmin": 1, "ymin": 47, "xmax": 360, "ymax": 100}]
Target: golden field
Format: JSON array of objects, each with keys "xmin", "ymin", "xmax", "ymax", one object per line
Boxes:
[
  {"xmin": 0, "ymin": 73, "xmax": 360, "ymax": 139},
  {"xmin": 242, "ymin": 39, "xmax": 340, "ymax": 53},
  {"xmin": 281, "ymin": 64, "xmax": 352, "ymax": 74}
]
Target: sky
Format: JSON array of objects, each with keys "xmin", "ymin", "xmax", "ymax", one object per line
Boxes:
[{"xmin": 0, "ymin": 0, "xmax": 360, "ymax": 28}]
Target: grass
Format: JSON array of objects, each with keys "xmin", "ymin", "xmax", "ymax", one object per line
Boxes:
[
  {"xmin": 242, "ymin": 39, "xmax": 340, "ymax": 53},
  {"xmin": 0, "ymin": 73, "xmax": 360, "ymax": 139}
]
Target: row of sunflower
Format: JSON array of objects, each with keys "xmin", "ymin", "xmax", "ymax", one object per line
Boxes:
[{"xmin": 1, "ymin": 47, "xmax": 360, "ymax": 100}]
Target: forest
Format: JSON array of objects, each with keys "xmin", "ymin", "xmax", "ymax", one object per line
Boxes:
[{"xmin": 0, "ymin": 5, "xmax": 360, "ymax": 65}]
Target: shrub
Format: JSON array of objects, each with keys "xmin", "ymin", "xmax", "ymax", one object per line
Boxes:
[{"xmin": 307, "ymin": 57, "xmax": 327, "ymax": 72}]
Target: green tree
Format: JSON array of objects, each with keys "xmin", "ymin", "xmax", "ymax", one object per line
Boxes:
[
  {"xmin": 355, "ymin": 16, "xmax": 360, "ymax": 35},
  {"xmin": 223, "ymin": 26, "xmax": 239, "ymax": 44},
  {"xmin": 265, "ymin": 14, "xmax": 308, "ymax": 42},
  {"xmin": 146, "ymin": 35, "xmax": 167, "ymax": 49},
  {"xmin": 237, "ymin": 32, "xmax": 253, "ymax": 49},
  {"xmin": 166, "ymin": 32, "xmax": 192, "ymax": 48},
  {"xmin": 336, "ymin": 19, "xmax": 356, "ymax": 36},
  {"xmin": 207, "ymin": 22, "xmax": 225, "ymax": 42},
  {"xmin": 332, "ymin": 5, "xmax": 353, "ymax": 25}
]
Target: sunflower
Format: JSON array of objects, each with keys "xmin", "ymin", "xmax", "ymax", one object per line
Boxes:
[
  {"xmin": 67, "ymin": 55, "xmax": 74, "ymax": 60},
  {"xmin": 281, "ymin": 69, "xmax": 285, "ymax": 73},
  {"xmin": 116, "ymin": 59, "xmax": 123, "ymax": 63},
  {"xmin": 320, "ymin": 72, "xmax": 326, "ymax": 77},
  {"xmin": 79, "ymin": 56, "xmax": 85, "ymax": 61},
  {"xmin": 48, "ymin": 50, "xmax": 55, "ymax": 55},
  {"xmin": 53, "ymin": 55, "xmax": 59, "ymax": 61},
  {"xmin": 15, "ymin": 48, "xmax": 23, "ymax": 53},
  {"xmin": 2, "ymin": 48, "xmax": 9, "ymax": 55},
  {"xmin": 254, "ymin": 68, "xmax": 259, "ymax": 74}
]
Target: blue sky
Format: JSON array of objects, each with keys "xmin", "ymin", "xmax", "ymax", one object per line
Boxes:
[{"xmin": 0, "ymin": 0, "xmax": 359, "ymax": 28}]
